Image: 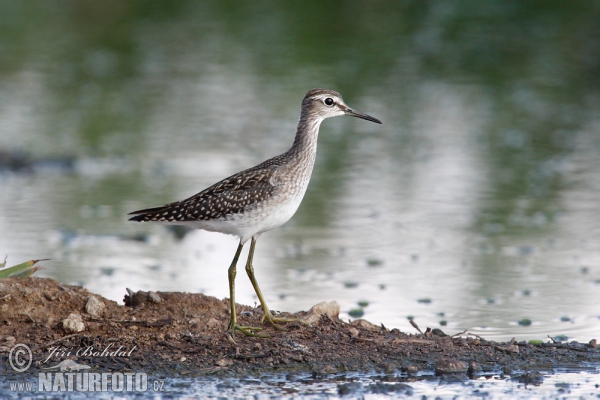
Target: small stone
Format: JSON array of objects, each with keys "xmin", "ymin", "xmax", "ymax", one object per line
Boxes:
[
  {"xmin": 303, "ymin": 301, "xmax": 340, "ymax": 325},
  {"xmin": 435, "ymin": 358, "xmax": 468, "ymax": 374},
  {"xmin": 405, "ymin": 365, "xmax": 418, "ymax": 374},
  {"xmin": 380, "ymin": 362, "xmax": 395, "ymax": 373},
  {"xmin": 468, "ymin": 361, "xmax": 482, "ymax": 373},
  {"xmin": 506, "ymin": 344, "xmax": 519, "ymax": 354},
  {"xmin": 180, "ymin": 356, "xmax": 187, "ymax": 362},
  {"xmin": 350, "ymin": 319, "xmax": 379, "ymax": 331},
  {"xmin": 85, "ymin": 295, "xmax": 105, "ymax": 317},
  {"xmin": 44, "ymin": 292, "xmax": 57, "ymax": 301},
  {"xmin": 589, "ymin": 339, "xmax": 597, "ymax": 348},
  {"xmin": 348, "ymin": 327, "xmax": 359, "ymax": 338},
  {"xmin": 314, "ymin": 364, "xmax": 337, "ymax": 374},
  {"xmin": 206, "ymin": 318, "xmax": 221, "ymax": 330},
  {"xmin": 148, "ymin": 291, "xmax": 161, "ymax": 304},
  {"xmin": 62, "ymin": 313, "xmax": 85, "ymax": 333},
  {"xmin": 215, "ymin": 358, "xmax": 232, "ymax": 367}
]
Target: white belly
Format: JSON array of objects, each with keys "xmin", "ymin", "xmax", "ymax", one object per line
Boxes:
[{"xmin": 173, "ymin": 191, "xmax": 305, "ymax": 244}]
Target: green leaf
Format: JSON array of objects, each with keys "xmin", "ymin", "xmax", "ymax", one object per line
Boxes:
[{"xmin": 0, "ymin": 258, "xmax": 48, "ymax": 279}]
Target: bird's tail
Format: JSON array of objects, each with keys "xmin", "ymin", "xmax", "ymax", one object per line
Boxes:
[{"xmin": 128, "ymin": 205, "xmax": 168, "ymax": 221}]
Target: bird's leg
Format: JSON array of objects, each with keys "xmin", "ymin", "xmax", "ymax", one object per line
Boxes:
[
  {"xmin": 245, "ymin": 237, "xmax": 309, "ymax": 331},
  {"xmin": 227, "ymin": 242, "xmax": 268, "ymax": 338}
]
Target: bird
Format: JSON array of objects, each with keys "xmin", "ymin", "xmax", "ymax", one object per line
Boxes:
[{"xmin": 128, "ymin": 88, "xmax": 382, "ymax": 337}]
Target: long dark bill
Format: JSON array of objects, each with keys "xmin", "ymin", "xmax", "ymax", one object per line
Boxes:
[{"xmin": 345, "ymin": 109, "xmax": 382, "ymax": 124}]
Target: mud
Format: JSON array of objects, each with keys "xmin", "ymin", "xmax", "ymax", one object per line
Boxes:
[{"xmin": 1, "ymin": 278, "xmax": 598, "ymax": 378}]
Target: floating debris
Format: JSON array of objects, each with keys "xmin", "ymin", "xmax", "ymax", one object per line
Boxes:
[
  {"xmin": 348, "ymin": 308, "xmax": 364, "ymax": 318},
  {"xmin": 366, "ymin": 258, "xmax": 382, "ymax": 267}
]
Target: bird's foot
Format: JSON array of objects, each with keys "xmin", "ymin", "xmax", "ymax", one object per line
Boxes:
[
  {"xmin": 229, "ymin": 323, "xmax": 271, "ymax": 338},
  {"xmin": 262, "ymin": 313, "xmax": 310, "ymax": 331}
]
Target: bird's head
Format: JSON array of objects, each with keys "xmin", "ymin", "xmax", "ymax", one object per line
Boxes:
[{"xmin": 301, "ymin": 88, "xmax": 382, "ymax": 124}]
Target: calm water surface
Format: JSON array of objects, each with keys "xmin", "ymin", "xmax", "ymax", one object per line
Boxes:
[{"xmin": 1, "ymin": 2, "xmax": 600, "ymax": 396}]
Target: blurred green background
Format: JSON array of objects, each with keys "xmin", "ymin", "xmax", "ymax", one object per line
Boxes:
[{"xmin": 1, "ymin": 1, "xmax": 599, "ymax": 341}]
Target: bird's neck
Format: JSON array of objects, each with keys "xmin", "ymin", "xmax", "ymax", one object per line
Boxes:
[{"xmin": 289, "ymin": 116, "xmax": 323, "ymax": 159}]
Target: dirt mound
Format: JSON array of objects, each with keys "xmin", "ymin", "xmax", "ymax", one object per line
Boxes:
[{"xmin": 1, "ymin": 278, "xmax": 598, "ymax": 377}]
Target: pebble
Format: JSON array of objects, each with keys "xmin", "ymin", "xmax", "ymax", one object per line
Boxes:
[
  {"xmin": 303, "ymin": 301, "xmax": 340, "ymax": 325},
  {"xmin": 62, "ymin": 313, "xmax": 85, "ymax": 333},
  {"xmin": 206, "ymin": 318, "xmax": 221, "ymax": 330},
  {"xmin": 468, "ymin": 361, "xmax": 482, "ymax": 373},
  {"xmin": 85, "ymin": 295, "xmax": 105, "ymax": 317},
  {"xmin": 215, "ymin": 358, "xmax": 232, "ymax": 367},
  {"xmin": 149, "ymin": 291, "xmax": 161, "ymax": 304},
  {"xmin": 350, "ymin": 319, "xmax": 379, "ymax": 331},
  {"xmin": 405, "ymin": 365, "xmax": 418, "ymax": 374},
  {"xmin": 435, "ymin": 358, "xmax": 468, "ymax": 374},
  {"xmin": 506, "ymin": 344, "xmax": 520, "ymax": 354}
]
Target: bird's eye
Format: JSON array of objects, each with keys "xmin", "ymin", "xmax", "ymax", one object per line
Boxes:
[{"xmin": 324, "ymin": 98, "xmax": 334, "ymax": 106}]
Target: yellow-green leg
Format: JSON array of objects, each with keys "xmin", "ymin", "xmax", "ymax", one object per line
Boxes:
[
  {"xmin": 245, "ymin": 236, "xmax": 308, "ymax": 330},
  {"xmin": 227, "ymin": 242, "xmax": 268, "ymax": 338}
]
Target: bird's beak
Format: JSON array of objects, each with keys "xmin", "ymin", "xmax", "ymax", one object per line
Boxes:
[{"xmin": 344, "ymin": 108, "xmax": 382, "ymax": 124}]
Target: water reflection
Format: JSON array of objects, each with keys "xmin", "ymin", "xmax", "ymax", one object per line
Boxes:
[{"xmin": 0, "ymin": 1, "xmax": 599, "ymax": 342}]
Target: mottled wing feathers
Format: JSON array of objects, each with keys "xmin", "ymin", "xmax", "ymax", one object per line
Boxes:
[{"xmin": 129, "ymin": 158, "xmax": 286, "ymax": 223}]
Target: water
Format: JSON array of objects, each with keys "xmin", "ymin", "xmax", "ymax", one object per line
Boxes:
[
  {"xmin": 1, "ymin": 1, "xmax": 600, "ymax": 397},
  {"xmin": 158, "ymin": 369, "xmax": 600, "ymax": 399},
  {"xmin": 5, "ymin": 369, "xmax": 600, "ymax": 398}
]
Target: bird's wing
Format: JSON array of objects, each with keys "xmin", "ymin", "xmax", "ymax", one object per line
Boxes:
[{"xmin": 128, "ymin": 163, "xmax": 282, "ymax": 223}]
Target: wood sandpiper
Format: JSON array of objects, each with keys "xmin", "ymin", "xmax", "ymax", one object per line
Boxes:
[{"xmin": 129, "ymin": 88, "xmax": 382, "ymax": 337}]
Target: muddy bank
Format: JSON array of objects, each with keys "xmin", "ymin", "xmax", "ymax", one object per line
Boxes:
[{"xmin": 1, "ymin": 278, "xmax": 598, "ymax": 378}]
